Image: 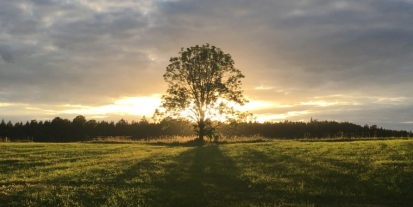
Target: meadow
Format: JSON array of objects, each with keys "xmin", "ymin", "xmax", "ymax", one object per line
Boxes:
[{"xmin": 0, "ymin": 139, "xmax": 412, "ymax": 207}]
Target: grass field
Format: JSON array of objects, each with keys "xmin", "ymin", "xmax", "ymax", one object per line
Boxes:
[{"xmin": 1, "ymin": 139, "xmax": 412, "ymax": 207}]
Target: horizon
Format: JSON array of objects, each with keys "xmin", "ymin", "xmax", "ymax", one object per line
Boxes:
[
  {"xmin": 1, "ymin": 114, "xmax": 411, "ymax": 134},
  {"xmin": 1, "ymin": 0, "xmax": 412, "ymax": 131}
]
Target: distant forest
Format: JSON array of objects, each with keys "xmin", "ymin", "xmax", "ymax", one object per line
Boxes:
[{"xmin": 0, "ymin": 115, "xmax": 411, "ymax": 142}]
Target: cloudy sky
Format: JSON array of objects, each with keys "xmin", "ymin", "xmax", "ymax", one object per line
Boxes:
[{"xmin": 1, "ymin": 0, "xmax": 412, "ymax": 130}]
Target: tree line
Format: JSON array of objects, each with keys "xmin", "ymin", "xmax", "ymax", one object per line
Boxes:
[
  {"xmin": 221, "ymin": 119, "xmax": 412, "ymax": 139},
  {"xmin": 0, "ymin": 115, "xmax": 194, "ymax": 142},
  {"xmin": 0, "ymin": 115, "xmax": 411, "ymax": 142}
]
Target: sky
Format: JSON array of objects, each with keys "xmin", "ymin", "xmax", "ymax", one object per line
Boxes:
[{"xmin": 0, "ymin": 0, "xmax": 412, "ymax": 131}]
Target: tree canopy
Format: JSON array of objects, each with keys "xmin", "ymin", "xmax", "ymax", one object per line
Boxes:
[{"xmin": 154, "ymin": 44, "xmax": 250, "ymax": 141}]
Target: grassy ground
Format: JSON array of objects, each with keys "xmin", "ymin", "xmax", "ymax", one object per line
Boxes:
[{"xmin": 0, "ymin": 139, "xmax": 412, "ymax": 207}]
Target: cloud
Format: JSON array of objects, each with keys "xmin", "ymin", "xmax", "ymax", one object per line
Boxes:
[
  {"xmin": 0, "ymin": 45, "xmax": 14, "ymax": 63},
  {"xmin": 0, "ymin": 0, "xmax": 412, "ymax": 130}
]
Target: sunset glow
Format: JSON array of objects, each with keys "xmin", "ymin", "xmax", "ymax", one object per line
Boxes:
[{"xmin": 61, "ymin": 95, "xmax": 162, "ymax": 117}]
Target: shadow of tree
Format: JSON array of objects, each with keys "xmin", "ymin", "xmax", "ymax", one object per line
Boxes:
[
  {"xmin": 134, "ymin": 145, "xmax": 260, "ymax": 206},
  {"xmin": 3, "ymin": 143, "xmax": 412, "ymax": 207}
]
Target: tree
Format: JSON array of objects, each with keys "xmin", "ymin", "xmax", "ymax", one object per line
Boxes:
[
  {"xmin": 50, "ymin": 117, "xmax": 71, "ymax": 142},
  {"xmin": 154, "ymin": 44, "xmax": 250, "ymax": 142},
  {"xmin": 85, "ymin": 119, "xmax": 98, "ymax": 138},
  {"xmin": 116, "ymin": 119, "xmax": 129, "ymax": 136},
  {"xmin": 72, "ymin": 115, "xmax": 87, "ymax": 141}
]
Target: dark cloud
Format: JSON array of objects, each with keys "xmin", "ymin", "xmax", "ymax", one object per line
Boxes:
[{"xmin": 0, "ymin": 45, "xmax": 14, "ymax": 63}]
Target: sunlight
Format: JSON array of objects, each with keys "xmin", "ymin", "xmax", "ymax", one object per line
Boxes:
[
  {"xmin": 0, "ymin": 102, "xmax": 12, "ymax": 107},
  {"xmin": 256, "ymin": 110, "xmax": 310, "ymax": 123},
  {"xmin": 300, "ymin": 101, "xmax": 338, "ymax": 107},
  {"xmin": 239, "ymin": 100, "xmax": 275, "ymax": 111},
  {"xmin": 155, "ymin": 99, "xmax": 276, "ymax": 122},
  {"xmin": 254, "ymin": 85, "xmax": 274, "ymax": 90},
  {"xmin": 58, "ymin": 95, "xmax": 311, "ymax": 123},
  {"xmin": 61, "ymin": 95, "xmax": 161, "ymax": 117}
]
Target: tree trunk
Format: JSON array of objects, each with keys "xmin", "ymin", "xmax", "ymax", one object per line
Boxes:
[{"xmin": 198, "ymin": 120, "xmax": 205, "ymax": 142}]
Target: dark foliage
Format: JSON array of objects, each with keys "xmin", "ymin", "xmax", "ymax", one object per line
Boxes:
[
  {"xmin": 219, "ymin": 119, "xmax": 412, "ymax": 139},
  {"xmin": 155, "ymin": 44, "xmax": 249, "ymax": 141},
  {"xmin": 0, "ymin": 116, "xmax": 193, "ymax": 142},
  {"xmin": 0, "ymin": 117, "xmax": 411, "ymax": 142}
]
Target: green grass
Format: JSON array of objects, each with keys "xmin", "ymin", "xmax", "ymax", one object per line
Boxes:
[{"xmin": 1, "ymin": 139, "xmax": 412, "ymax": 207}]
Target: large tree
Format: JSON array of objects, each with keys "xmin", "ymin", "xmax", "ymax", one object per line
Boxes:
[{"xmin": 154, "ymin": 44, "xmax": 249, "ymax": 142}]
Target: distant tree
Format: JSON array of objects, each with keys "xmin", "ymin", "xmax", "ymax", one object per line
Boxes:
[
  {"xmin": 73, "ymin": 115, "xmax": 86, "ymax": 125},
  {"xmin": 0, "ymin": 119, "xmax": 6, "ymax": 138},
  {"xmin": 29, "ymin": 120, "xmax": 38, "ymax": 136},
  {"xmin": 116, "ymin": 119, "xmax": 129, "ymax": 136},
  {"xmin": 50, "ymin": 117, "xmax": 71, "ymax": 142},
  {"xmin": 72, "ymin": 115, "xmax": 87, "ymax": 141},
  {"xmin": 137, "ymin": 116, "xmax": 150, "ymax": 139},
  {"xmin": 154, "ymin": 44, "xmax": 250, "ymax": 142},
  {"xmin": 5, "ymin": 121, "xmax": 13, "ymax": 139},
  {"xmin": 85, "ymin": 119, "xmax": 98, "ymax": 138},
  {"xmin": 139, "ymin": 116, "xmax": 149, "ymax": 125}
]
